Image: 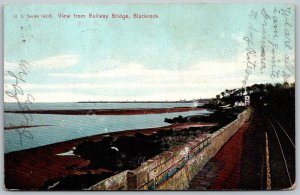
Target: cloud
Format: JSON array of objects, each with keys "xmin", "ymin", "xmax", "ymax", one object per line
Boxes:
[
  {"xmin": 49, "ymin": 61, "xmax": 242, "ymax": 80},
  {"xmin": 47, "ymin": 60, "xmax": 246, "ymax": 90},
  {"xmin": 4, "ymin": 54, "xmax": 79, "ymax": 71},
  {"xmin": 5, "ymin": 58, "xmax": 294, "ymax": 102},
  {"xmin": 33, "ymin": 54, "xmax": 79, "ymax": 68},
  {"xmin": 5, "ymin": 61, "xmax": 246, "ymax": 101}
]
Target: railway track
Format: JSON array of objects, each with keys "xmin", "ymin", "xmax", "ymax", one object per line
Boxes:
[{"xmin": 262, "ymin": 111, "xmax": 295, "ymax": 190}]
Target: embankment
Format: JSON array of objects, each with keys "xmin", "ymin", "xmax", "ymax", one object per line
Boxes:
[{"xmin": 88, "ymin": 108, "xmax": 252, "ymax": 190}]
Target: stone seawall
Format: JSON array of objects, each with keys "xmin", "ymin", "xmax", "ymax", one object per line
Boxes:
[
  {"xmin": 88, "ymin": 108, "xmax": 252, "ymax": 190},
  {"xmin": 88, "ymin": 170, "xmax": 128, "ymax": 190}
]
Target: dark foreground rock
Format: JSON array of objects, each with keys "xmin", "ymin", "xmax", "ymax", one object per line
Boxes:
[
  {"xmin": 41, "ymin": 126, "xmax": 213, "ymax": 190},
  {"xmin": 164, "ymin": 107, "xmax": 245, "ymax": 132}
]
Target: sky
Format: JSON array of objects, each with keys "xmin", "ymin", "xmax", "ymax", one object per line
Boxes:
[{"xmin": 4, "ymin": 4, "xmax": 295, "ymax": 102}]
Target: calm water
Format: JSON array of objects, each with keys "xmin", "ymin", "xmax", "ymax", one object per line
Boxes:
[{"xmin": 4, "ymin": 102, "xmax": 208, "ymax": 153}]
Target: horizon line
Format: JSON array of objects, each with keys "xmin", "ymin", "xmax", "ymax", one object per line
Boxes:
[{"xmin": 4, "ymin": 99, "xmax": 212, "ymax": 104}]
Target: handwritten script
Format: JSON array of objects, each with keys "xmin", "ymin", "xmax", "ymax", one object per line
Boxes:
[
  {"xmin": 242, "ymin": 6, "xmax": 294, "ymax": 87},
  {"xmin": 5, "ymin": 60, "xmax": 35, "ymax": 145}
]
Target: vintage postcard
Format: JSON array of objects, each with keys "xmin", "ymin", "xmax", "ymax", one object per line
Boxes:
[{"xmin": 3, "ymin": 4, "xmax": 295, "ymax": 191}]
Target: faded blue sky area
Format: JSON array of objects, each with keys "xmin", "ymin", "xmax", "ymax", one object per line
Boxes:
[{"xmin": 4, "ymin": 4, "xmax": 295, "ymax": 102}]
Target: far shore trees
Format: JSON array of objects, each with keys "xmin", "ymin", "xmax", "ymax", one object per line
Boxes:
[{"xmin": 210, "ymin": 82, "xmax": 295, "ymax": 107}]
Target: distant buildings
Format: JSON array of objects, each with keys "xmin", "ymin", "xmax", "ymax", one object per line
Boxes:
[
  {"xmin": 234, "ymin": 95, "xmax": 250, "ymax": 107},
  {"xmin": 244, "ymin": 95, "xmax": 250, "ymax": 106},
  {"xmin": 235, "ymin": 101, "xmax": 245, "ymax": 107}
]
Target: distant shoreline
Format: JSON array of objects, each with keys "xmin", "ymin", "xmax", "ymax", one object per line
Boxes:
[
  {"xmin": 77, "ymin": 100, "xmax": 210, "ymax": 103},
  {"xmin": 5, "ymin": 107, "xmax": 203, "ymax": 115}
]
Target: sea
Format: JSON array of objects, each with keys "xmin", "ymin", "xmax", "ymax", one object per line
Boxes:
[{"xmin": 4, "ymin": 102, "xmax": 210, "ymax": 153}]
